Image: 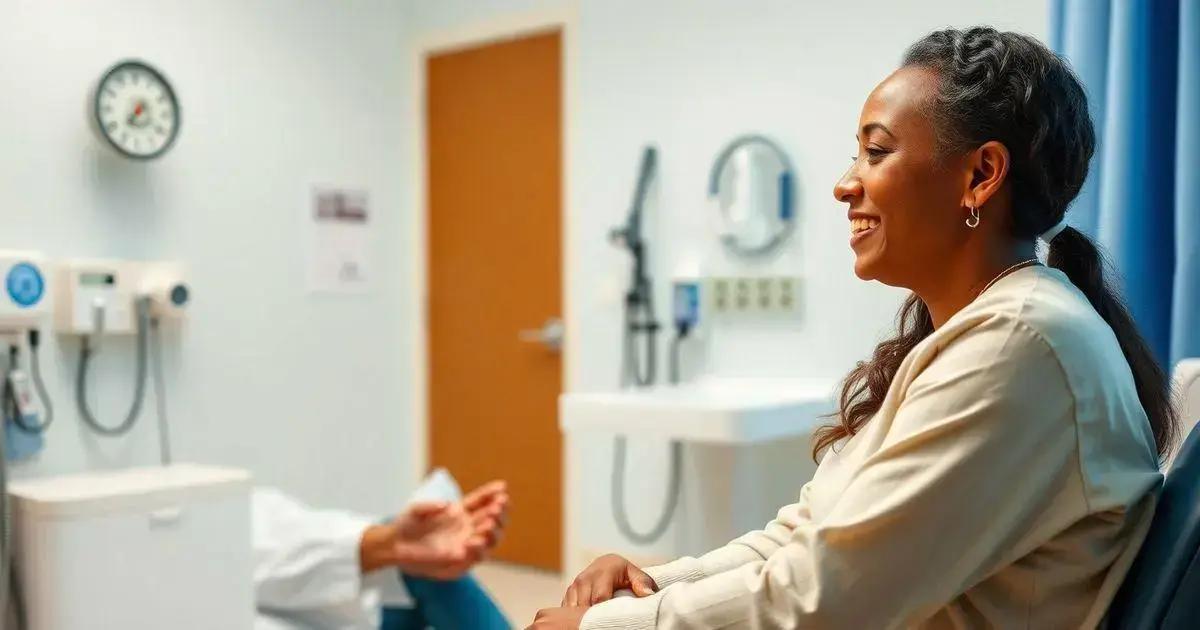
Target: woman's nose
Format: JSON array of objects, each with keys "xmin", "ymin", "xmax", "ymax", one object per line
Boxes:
[{"xmin": 833, "ymin": 163, "xmax": 863, "ymax": 204}]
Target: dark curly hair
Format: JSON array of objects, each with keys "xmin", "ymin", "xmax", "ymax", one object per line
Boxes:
[{"xmin": 813, "ymin": 27, "xmax": 1178, "ymax": 461}]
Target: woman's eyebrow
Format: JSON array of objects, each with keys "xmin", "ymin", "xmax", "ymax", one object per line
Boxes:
[{"xmin": 860, "ymin": 122, "xmax": 897, "ymax": 140}]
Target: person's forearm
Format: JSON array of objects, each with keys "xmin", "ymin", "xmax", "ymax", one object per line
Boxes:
[{"xmin": 359, "ymin": 523, "xmax": 397, "ymax": 574}]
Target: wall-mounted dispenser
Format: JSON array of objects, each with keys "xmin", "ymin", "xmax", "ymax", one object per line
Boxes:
[
  {"xmin": 0, "ymin": 251, "xmax": 54, "ymax": 461},
  {"xmin": 54, "ymin": 259, "xmax": 188, "ymax": 439},
  {"xmin": 56, "ymin": 260, "xmax": 136, "ymax": 335}
]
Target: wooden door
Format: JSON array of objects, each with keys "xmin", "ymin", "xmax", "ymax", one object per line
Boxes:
[{"xmin": 426, "ymin": 30, "xmax": 562, "ymax": 570}]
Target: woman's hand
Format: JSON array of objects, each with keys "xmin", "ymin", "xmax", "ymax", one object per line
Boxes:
[
  {"xmin": 526, "ymin": 606, "xmax": 588, "ymax": 629},
  {"xmin": 561, "ymin": 553, "xmax": 658, "ymax": 606}
]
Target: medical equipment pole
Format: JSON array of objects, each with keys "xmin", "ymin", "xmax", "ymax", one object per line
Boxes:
[
  {"xmin": 0, "ymin": 360, "xmax": 9, "ymax": 626},
  {"xmin": 150, "ymin": 316, "xmax": 172, "ymax": 466},
  {"xmin": 610, "ymin": 146, "xmax": 684, "ymax": 546},
  {"xmin": 0, "ymin": 355, "xmax": 27, "ymax": 630}
]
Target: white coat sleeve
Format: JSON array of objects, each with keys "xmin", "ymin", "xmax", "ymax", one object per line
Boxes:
[
  {"xmin": 251, "ymin": 486, "xmax": 377, "ymax": 610},
  {"xmin": 581, "ymin": 317, "xmax": 1086, "ymax": 629}
]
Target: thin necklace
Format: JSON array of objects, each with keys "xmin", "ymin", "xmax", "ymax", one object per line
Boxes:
[{"xmin": 978, "ymin": 258, "xmax": 1040, "ymax": 297}]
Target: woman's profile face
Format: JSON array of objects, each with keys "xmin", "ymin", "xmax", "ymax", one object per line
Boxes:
[{"xmin": 834, "ymin": 66, "xmax": 972, "ymax": 289}]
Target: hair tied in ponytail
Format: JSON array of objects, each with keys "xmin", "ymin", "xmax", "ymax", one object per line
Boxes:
[{"xmin": 1040, "ymin": 219, "xmax": 1069, "ymax": 244}]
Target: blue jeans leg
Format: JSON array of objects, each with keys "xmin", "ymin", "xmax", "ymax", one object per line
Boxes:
[{"xmin": 379, "ymin": 574, "xmax": 511, "ymax": 630}]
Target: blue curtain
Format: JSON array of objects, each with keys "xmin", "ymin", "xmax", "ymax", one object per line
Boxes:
[{"xmin": 1050, "ymin": 0, "xmax": 1200, "ymax": 368}]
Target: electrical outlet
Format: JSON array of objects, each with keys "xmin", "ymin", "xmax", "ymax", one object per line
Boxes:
[
  {"xmin": 734, "ymin": 278, "xmax": 752, "ymax": 311},
  {"xmin": 711, "ymin": 278, "xmax": 732, "ymax": 312},
  {"xmin": 756, "ymin": 278, "xmax": 773, "ymax": 310},
  {"xmin": 707, "ymin": 276, "xmax": 801, "ymax": 316},
  {"xmin": 777, "ymin": 277, "xmax": 800, "ymax": 314}
]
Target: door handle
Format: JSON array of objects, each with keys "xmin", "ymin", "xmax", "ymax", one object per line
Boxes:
[{"xmin": 519, "ymin": 317, "xmax": 564, "ymax": 352}]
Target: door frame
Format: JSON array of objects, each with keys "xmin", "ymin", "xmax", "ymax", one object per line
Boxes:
[{"xmin": 406, "ymin": 7, "xmax": 578, "ymax": 569}]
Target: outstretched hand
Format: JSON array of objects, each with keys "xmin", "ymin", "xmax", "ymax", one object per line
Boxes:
[
  {"xmin": 463, "ymin": 480, "xmax": 510, "ymax": 553},
  {"xmin": 359, "ymin": 480, "xmax": 510, "ymax": 580}
]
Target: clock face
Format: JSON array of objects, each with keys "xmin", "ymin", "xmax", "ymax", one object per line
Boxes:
[{"xmin": 93, "ymin": 60, "xmax": 180, "ymax": 160}]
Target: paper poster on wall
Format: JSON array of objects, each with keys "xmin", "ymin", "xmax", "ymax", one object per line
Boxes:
[{"xmin": 306, "ymin": 188, "xmax": 372, "ymax": 293}]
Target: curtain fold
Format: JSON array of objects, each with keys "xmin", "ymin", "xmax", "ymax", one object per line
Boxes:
[{"xmin": 1050, "ymin": 0, "xmax": 1197, "ymax": 367}]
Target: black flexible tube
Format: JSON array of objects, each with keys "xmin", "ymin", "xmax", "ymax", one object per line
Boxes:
[
  {"xmin": 26, "ymin": 331, "xmax": 52, "ymax": 432},
  {"xmin": 10, "ymin": 331, "xmax": 53, "ymax": 434},
  {"xmin": 621, "ymin": 288, "xmax": 658, "ymax": 388}
]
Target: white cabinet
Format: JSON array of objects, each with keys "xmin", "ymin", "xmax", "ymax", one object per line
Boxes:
[{"xmin": 9, "ymin": 464, "xmax": 254, "ymax": 630}]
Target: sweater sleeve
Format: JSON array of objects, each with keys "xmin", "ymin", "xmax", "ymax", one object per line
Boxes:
[
  {"xmin": 582, "ymin": 316, "xmax": 1086, "ymax": 629},
  {"xmin": 643, "ymin": 482, "xmax": 819, "ymax": 590}
]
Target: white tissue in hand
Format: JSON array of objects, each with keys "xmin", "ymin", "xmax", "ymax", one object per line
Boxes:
[{"xmin": 407, "ymin": 467, "xmax": 463, "ymax": 504}]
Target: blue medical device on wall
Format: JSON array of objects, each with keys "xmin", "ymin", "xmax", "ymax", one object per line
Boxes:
[
  {"xmin": 6, "ymin": 263, "xmax": 45, "ymax": 309},
  {"xmin": 0, "ymin": 255, "xmax": 53, "ymax": 462}
]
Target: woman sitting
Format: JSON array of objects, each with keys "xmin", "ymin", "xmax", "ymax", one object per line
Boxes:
[{"xmin": 532, "ymin": 26, "xmax": 1177, "ymax": 630}]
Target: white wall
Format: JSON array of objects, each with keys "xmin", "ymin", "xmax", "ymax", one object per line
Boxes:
[
  {"xmin": 407, "ymin": 0, "xmax": 1048, "ymax": 573},
  {"xmin": 1, "ymin": 0, "xmax": 1049, "ymax": 571},
  {"xmin": 0, "ymin": 0, "xmax": 416, "ymax": 515}
]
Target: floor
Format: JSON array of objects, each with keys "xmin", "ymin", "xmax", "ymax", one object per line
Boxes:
[{"xmin": 474, "ymin": 561, "xmax": 564, "ymax": 627}]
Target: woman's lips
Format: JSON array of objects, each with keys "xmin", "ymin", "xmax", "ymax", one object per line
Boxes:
[{"xmin": 850, "ymin": 217, "xmax": 879, "ymax": 246}]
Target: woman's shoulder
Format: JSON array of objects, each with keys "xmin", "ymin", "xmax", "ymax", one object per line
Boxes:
[
  {"xmin": 920, "ymin": 264, "xmax": 1140, "ymax": 424},
  {"xmin": 919, "ymin": 265, "xmax": 1159, "ymax": 509},
  {"xmin": 967, "ymin": 265, "xmax": 1125, "ymax": 374}
]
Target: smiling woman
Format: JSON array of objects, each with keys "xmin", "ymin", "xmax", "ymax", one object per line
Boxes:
[
  {"xmin": 821, "ymin": 29, "xmax": 1177, "ymax": 464},
  {"xmin": 535, "ymin": 26, "xmax": 1177, "ymax": 630}
]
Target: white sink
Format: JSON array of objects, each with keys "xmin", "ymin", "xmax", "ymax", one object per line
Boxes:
[{"xmin": 559, "ymin": 377, "xmax": 839, "ymax": 444}]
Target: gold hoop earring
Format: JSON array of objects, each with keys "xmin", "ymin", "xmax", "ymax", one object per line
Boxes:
[{"xmin": 965, "ymin": 205, "xmax": 981, "ymax": 229}]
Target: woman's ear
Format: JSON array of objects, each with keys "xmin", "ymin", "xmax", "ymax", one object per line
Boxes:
[{"xmin": 963, "ymin": 140, "xmax": 1010, "ymax": 209}]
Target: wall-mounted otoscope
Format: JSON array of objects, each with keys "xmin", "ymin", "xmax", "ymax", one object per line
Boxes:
[{"xmin": 611, "ymin": 146, "xmax": 660, "ymax": 388}]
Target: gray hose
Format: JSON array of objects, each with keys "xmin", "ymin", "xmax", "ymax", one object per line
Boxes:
[
  {"xmin": 76, "ymin": 297, "xmax": 150, "ymax": 437},
  {"xmin": 612, "ymin": 437, "xmax": 683, "ymax": 545},
  {"xmin": 612, "ymin": 322, "xmax": 686, "ymax": 546}
]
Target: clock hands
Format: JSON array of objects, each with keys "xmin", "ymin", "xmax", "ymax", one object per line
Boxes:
[{"xmin": 127, "ymin": 101, "xmax": 151, "ymax": 129}]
